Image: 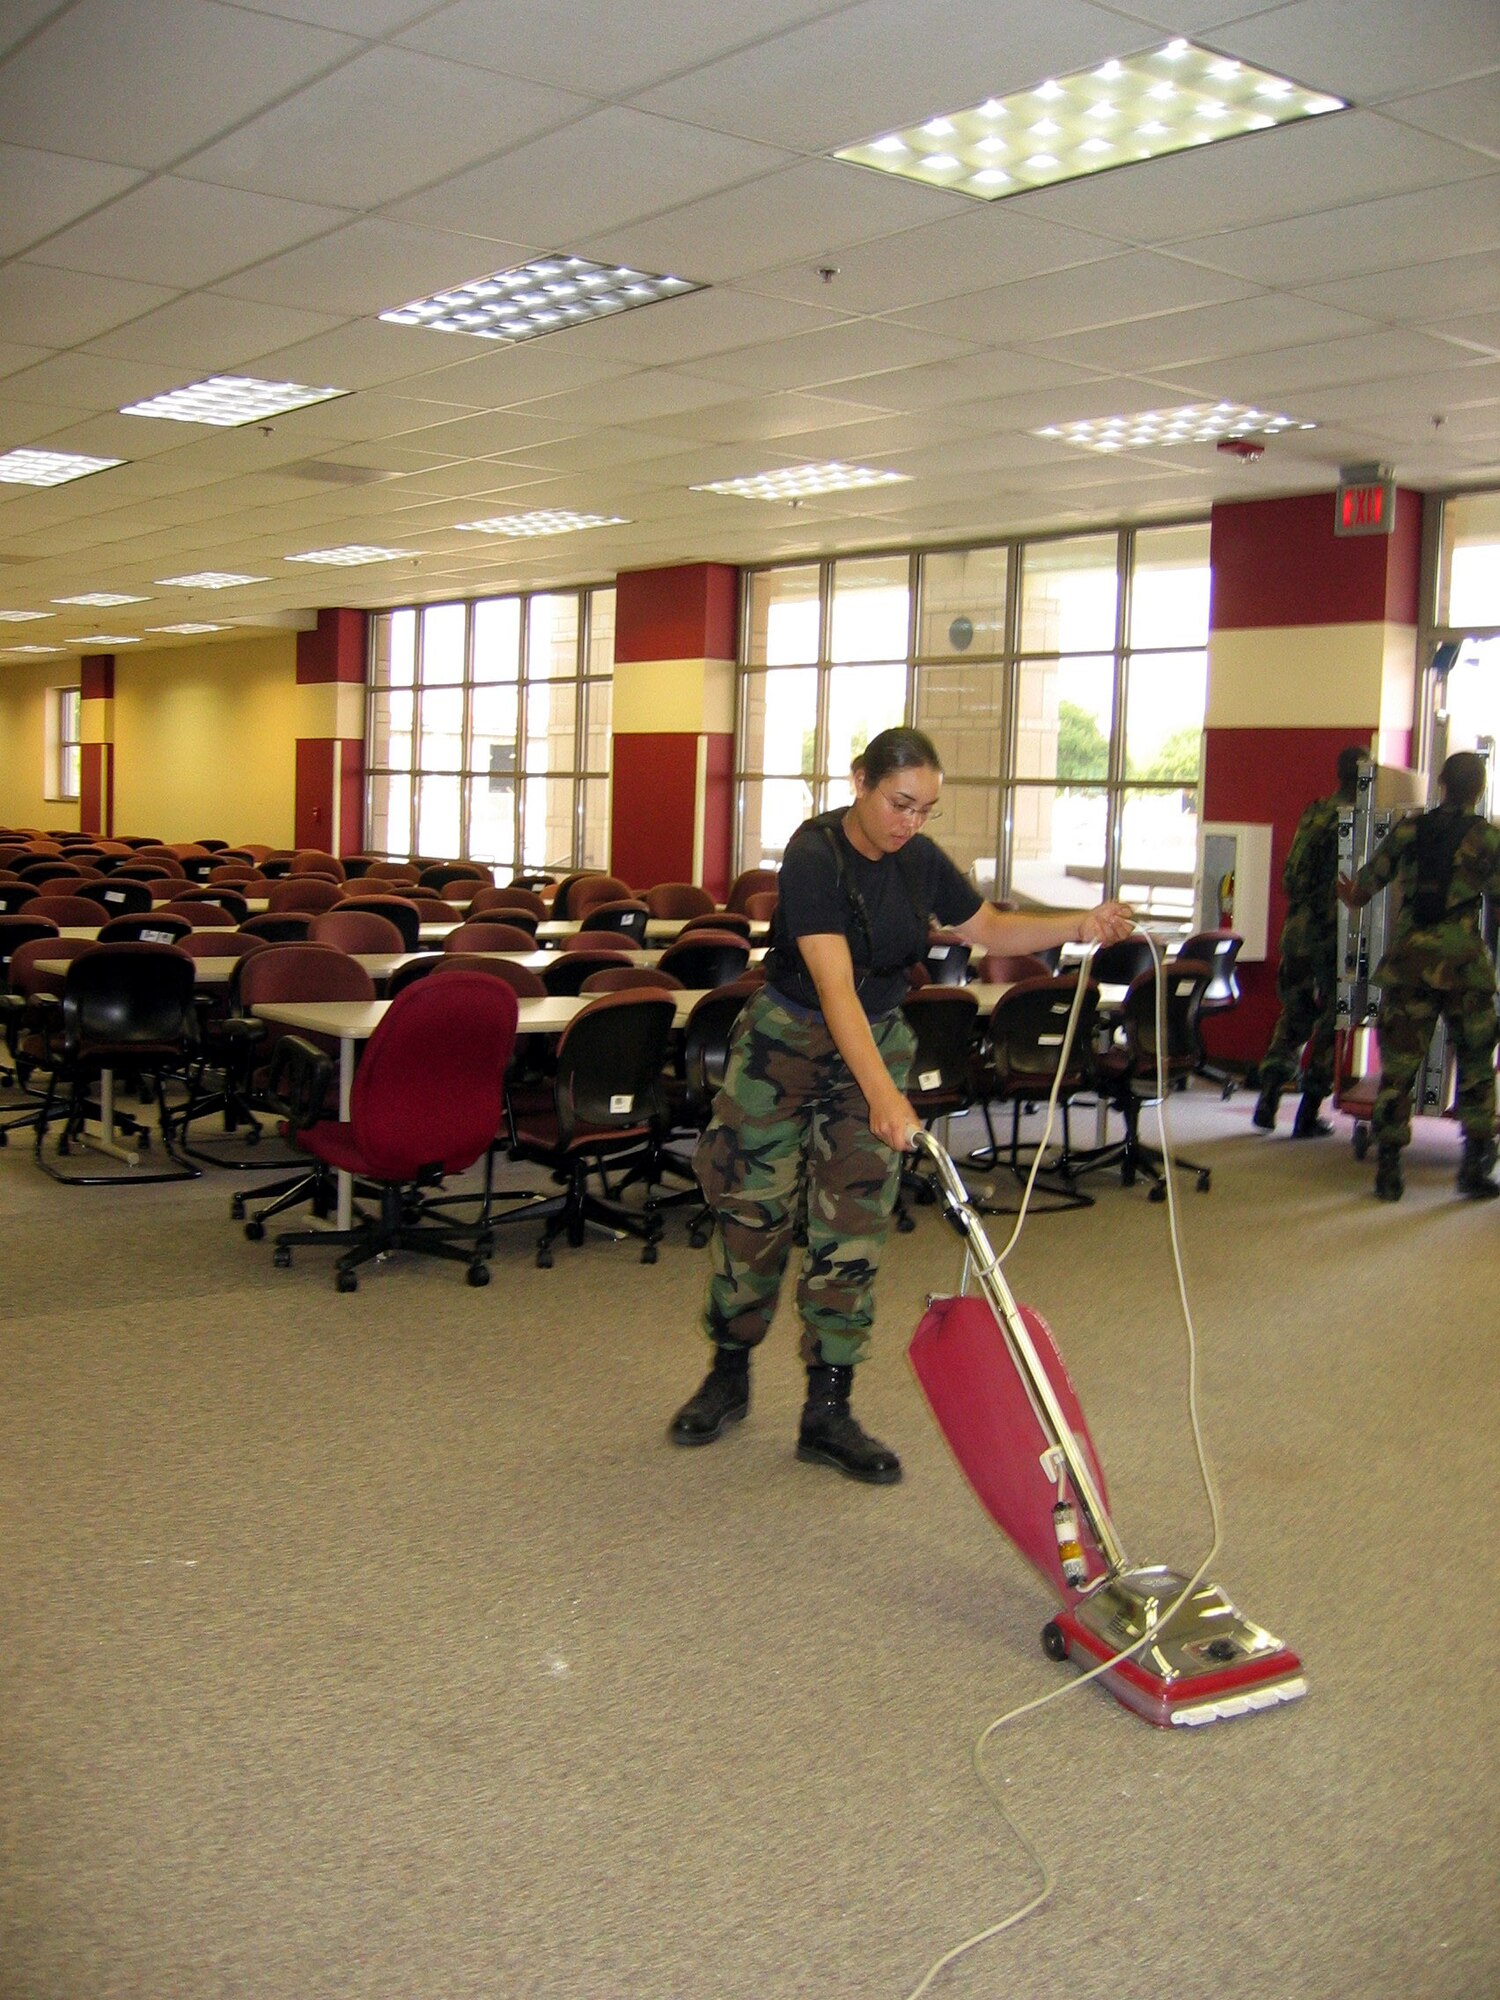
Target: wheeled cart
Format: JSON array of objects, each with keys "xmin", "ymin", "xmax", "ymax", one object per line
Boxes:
[{"xmin": 907, "ymin": 1131, "xmax": 1306, "ymax": 1727}]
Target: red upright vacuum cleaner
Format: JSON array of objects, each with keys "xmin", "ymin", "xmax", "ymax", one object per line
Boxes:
[{"xmin": 908, "ymin": 1130, "xmax": 1306, "ymax": 1728}]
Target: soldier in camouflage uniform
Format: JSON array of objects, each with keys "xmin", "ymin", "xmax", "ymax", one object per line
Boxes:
[
  {"xmin": 1338, "ymin": 750, "xmax": 1500, "ymax": 1201},
  {"xmin": 669, "ymin": 726, "xmax": 1133, "ymax": 1484},
  {"xmin": 1255, "ymin": 746, "xmax": 1366, "ymax": 1136}
]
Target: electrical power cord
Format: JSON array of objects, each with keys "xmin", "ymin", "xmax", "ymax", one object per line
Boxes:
[{"xmin": 900, "ymin": 926, "xmax": 1226, "ymax": 2000}]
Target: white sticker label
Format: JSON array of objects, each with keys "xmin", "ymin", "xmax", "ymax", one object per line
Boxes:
[
  {"xmin": 918, "ymin": 1068, "xmax": 942, "ymax": 1090},
  {"xmin": 609, "ymin": 1093, "xmax": 633, "ymax": 1114},
  {"xmin": 1175, "ymin": 978, "xmax": 1195, "ymax": 997},
  {"xmin": 141, "ymin": 929, "xmax": 174, "ymax": 943},
  {"xmin": 1038, "ymin": 1033, "xmax": 1063, "ymax": 1046},
  {"xmin": 104, "ymin": 890, "xmax": 125, "ymax": 903}
]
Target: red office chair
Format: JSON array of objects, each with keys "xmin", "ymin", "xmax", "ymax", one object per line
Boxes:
[
  {"xmin": 681, "ymin": 909, "xmax": 752, "ymax": 938},
  {"xmin": 580, "ymin": 964, "xmax": 683, "ymax": 994},
  {"xmin": 442, "ymin": 919, "xmax": 536, "ymax": 954},
  {"xmin": 266, "ymin": 876, "xmax": 344, "ymax": 915},
  {"xmin": 541, "ymin": 948, "xmax": 637, "ymax": 996},
  {"xmin": 724, "ymin": 868, "xmax": 777, "ymax": 915},
  {"xmin": 335, "ymin": 895, "xmax": 422, "ymax": 951},
  {"xmin": 98, "ymin": 912, "xmax": 195, "ymax": 942},
  {"xmin": 468, "ymin": 886, "xmax": 544, "ymax": 925},
  {"xmin": 656, "ymin": 930, "xmax": 752, "ymax": 990},
  {"xmin": 645, "ymin": 882, "xmax": 715, "ymax": 920},
  {"xmin": 21, "ymin": 894, "xmax": 110, "ymax": 927},
  {"xmin": 266, "ymin": 972, "xmax": 520, "ymax": 1291},
  {"xmin": 239, "ymin": 912, "xmax": 313, "ymax": 943},
  {"xmin": 580, "ymin": 898, "xmax": 651, "ymax": 943},
  {"xmin": 308, "ymin": 908, "xmax": 407, "ymax": 954},
  {"xmin": 78, "ymin": 877, "xmax": 155, "ymax": 917}
]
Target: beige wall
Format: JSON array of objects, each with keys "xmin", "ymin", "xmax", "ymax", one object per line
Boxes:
[
  {"xmin": 113, "ymin": 636, "xmax": 299, "ymax": 844},
  {"xmin": 0, "ymin": 660, "xmax": 80, "ymax": 833}
]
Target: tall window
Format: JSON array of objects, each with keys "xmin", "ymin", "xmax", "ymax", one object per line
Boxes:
[
  {"xmin": 48, "ymin": 686, "xmax": 81, "ymax": 802},
  {"xmin": 367, "ymin": 587, "xmax": 613, "ymax": 871},
  {"xmin": 1426, "ymin": 488, "xmax": 1500, "ymax": 798},
  {"xmin": 738, "ymin": 526, "xmax": 1210, "ymax": 918}
]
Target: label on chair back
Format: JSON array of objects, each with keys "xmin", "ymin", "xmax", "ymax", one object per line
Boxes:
[
  {"xmin": 610, "ymin": 1093, "xmax": 634, "ymax": 1114},
  {"xmin": 141, "ymin": 928, "xmax": 175, "ymax": 944},
  {"xmin": 918, "ymin": 1069, "xmax": 942, "ymax": 1090}
]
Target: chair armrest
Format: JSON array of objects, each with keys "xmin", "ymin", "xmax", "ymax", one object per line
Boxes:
[{"xmin": 265, "ymin": 1034, "xmax": 335, "ymax": 1135}]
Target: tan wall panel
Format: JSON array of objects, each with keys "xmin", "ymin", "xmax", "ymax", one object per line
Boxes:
[
  {"xmin": 613, "ymin": 655, "xmax": 735, "ymax": 735},
  {"xmin": 292, "ymin": 679, "xmax": 365, "ymax": 740},
  {"xmin": 113, "ymin": 636, "xmax": 298, "ymax": 843},
  {"xmin": 1207, "ymin": 623, "xmax": 1393, "ymax": 729},
  {"xmin": 80, "ymin": 697, "xmax": 113, "ymax": 746},
  {"xmin": 0, "ymin": 659, "xmax": 80, "ymax": 830}
]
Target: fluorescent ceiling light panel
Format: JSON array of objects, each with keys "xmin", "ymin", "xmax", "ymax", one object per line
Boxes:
[
  {"xmin": 155, "ymin": 571, "xmax": 268, "ymax": 589},
  {"xmin": 120, "ymin": 375, "xmax": 347, "ymax": 425},
  {"xmin": 2, "ymin": 644, "xmax": 63, "ymax": 654},
  {"xmin": 147, "ymin": 623, "xmax": 226, "ymax": 635},
  {"xmin": 284, "ymin": 545, "xmax": 414, "ymax": 566},
  {"xmin": 0, "ymin": 609, "xmax": 53, "ymax": 621},
  {"xmin": 52, "ymin": 591, "xmax": 150, "ymax": 607},
  {"xmin": 1034, "ymin": 402, "xmax": 1316, "ymax": 451},
  {"xmin": 0, "ymin": 449, "xmax": 124, "ymax": 486},
  {"xmin": 381, "ymin": 256, "xmax": 702, "ymax": 342},
  {"xmin": 454, "ymin": 510, "xmax": 629, "ymax": 538},
  {"xmin": 76, "ymin": 634, "xmax": 139, "ymax": 645},
  {"xmin": 693, "ymin": 462, "xmax": 911, "ymax": 501},
  {"xmin": 834, "ymin": 42, "xmax": 1346, "ymax": 198}
]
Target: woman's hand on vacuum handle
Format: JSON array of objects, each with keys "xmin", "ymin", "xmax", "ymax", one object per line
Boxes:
[
  {"xmin": 868, "ymin": 1079, "xmax": 921, "ymax": 1153},
  {"xmin": 1077, "ymin": 900, "xmax": 1134, "ymax": 946}
]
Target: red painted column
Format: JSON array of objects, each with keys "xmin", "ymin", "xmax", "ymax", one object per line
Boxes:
[
  {"xmin": 294, "ymin": 609, "xmax": 367, "ymax": 856},
  {"xmin": 1203, "ymin": 488, "xmax": 1423, "ymax": 1058},
  {"xmin": 79, "ymin": 653, "xmax": 114, "ymax": 836},
  {"xmin": 612, "ymin": 564, "xmax": 739, "ymax": 900}
]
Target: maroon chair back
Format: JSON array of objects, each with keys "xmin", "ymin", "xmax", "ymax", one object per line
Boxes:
[
  {"xmin": 442, "ymin": 920, "xmax": 536, "ymax": 954},
  {"xmin": 433, "ymin": 955, "xmax": 546, "ymax": 999},
  {"xmin": 308, "ymin": 909, "xmax": 407, "ymax": 954},
  {"xmin": 22, "ymin": 895, "xmax": 108, "ymax": 926},
  {"xmin": 177, "ymin": 931, "xmax": 267, "ymax": 964},
  {"xmin": 97, "ymin": 912, "xmax": 194, "ymax": 942},
  {"xmin": 472, "ymin": 885, "xmax": 546, "ymax": 920},
  {"xmin": 580, "ymin": 965, "xmax": 683, "ymax": 994},
  {"xmin": 265, "ymin": 876, "xmax": 344, "ymax": 914},
  {"xmin": 568, "ymin": 875, "xmax": 633, "ymax": 920},
  {"xmin": 724, "ymin": 868, "xmax": 777, "ymax": 914},
  {"xmin": 159, "ymin": 900, "xmax": 237, "ymax": 928},
  {"xmin": 682, "ymin": 910, "xmax": 752, "ymax": 938},
  {"xmin": 556, "ymin": 929, "xmax": 633, "ymax": 954},
  {"xmin": 645, "ymin": 882, "xmax": 715, "ymax": 920},
  {"xmin": 239, "ymin": 912, "xmax": 313, "ymax": 943}
]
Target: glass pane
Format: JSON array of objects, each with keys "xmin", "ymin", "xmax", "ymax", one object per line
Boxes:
[
  {"xmin": 522, "ymin": 773, "xmax": 574, "ymax": 871},
  {"xmin": 587, "ymin": 587, "xmax": 616, "ymax": 676},
  {"xmin": 579, "ymin": 776, "xmax": 611, "ymax": 870},
  {"xmin": 582, "ymin": 678, "xmax": 612, "ymax": 771},
  {"xmin": 523, "ymin": 679, "xmax": 577, "ymax": 771},
  {"xmin": 466, "ymin": 763, "xmax": 515, "ymax": 869},
  {"xmin": 1014, "ymin": 656, "xmax": 1114, "ymax": 785},
  {"xmin": 740, "ymin": 667, "xmax": 816, "ymax": 777},
  {"xmin": 62, "ymin": 743, "xmax": 80, "ymax": 800},
  {"xmin": 367, "ymin": 772, "xmax": 411, "ymax": 857},
  {"xmin": 932, "ymin": 782, "xmax": 999, "ymax": 902},
  {"xmin": 370, "ymin": 686, "xmax": 413, "ymax": 770},
  {"xmin": 1019, "ymin": 534, "xmax": 1119, "ymax": 653},
  {"xmin": 1129, "ymin": 524, "xmax": 1210, "ymax": 649},
  {"xmin": 1440, "ymin": 636, "xmax": 1500, "ymax": 776},
  {"xmin": 373, "ymin": 608, "xmax": 414, "ymax": 688},
  {"xmin": 739, "ymin": 776, "xmax": 815, "ymax": 868},
  {"xmin": 473, "ymin": 597, "xmax": 520, "ymax": 681},
  {"xmin": 420, "ymin": 603, "xmax": 466, "ymax": 685},
  {"xmin": 826, "ymin": 662, "xmax": 907, "ymax": 783},
  {"xmin": 1007, "ymin": 783, "xmax": 1105, "ymax": 911},
  {"xmin": 1442, "ymin": 491, "xmax": 1500, "ymax": 627},
  {"xmin": 527, "ymin": 593, "xmax": 580, "ymax": 679},
  {"xmin": 418, "ymin": 685, "xmax": 464, "ymax": 770},
  {"xmin": 1119, "ymin": 786, "xmax": 1199, "ymax": 920},
  {"xmin": 919, "ymin": 546, "xmax": 1008, "ymax": 658},
  {"xmin": 915, "ymin": 662, "xmax": 1004, "ymax": 783},
  {"xmin": 747, "ymin": 566, "xmax": 819, "ymax": 666},
  {"xmin": 470, "ymin": 682, "xmax": 518, "ymax": 792},
  {"xmin": 1124, "ymin": 651, "xmax": 1205, "ymax": 784},
  {"xmin": 416, "ymin": 773, "xmax": 461, "ymax": 859},
  {"xmin": 830, "ymin": 554, "xmax": 909, "ymax": 662}
]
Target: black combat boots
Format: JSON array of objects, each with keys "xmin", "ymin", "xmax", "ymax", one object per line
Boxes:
[
  {"xmin": 1251, "ymin": 1079, "xmax": 1282, "ymax": 1131},
  {"xmin": 1374, "ymin": 1143, "xmax": 1404, "ymax": 1202},
  {"xmin": 796, "ymin": 1363, "xmax": 902, "ymax": 1485},
  {"xmin": 1291, "ymin": 1092, "xmax": 1334, "ymax": 1137},
  {"xmin": 1456, "ymin": 1136, "xmax": 1500, "ymax": 1201},
  {"xmin": 669, "ymin": 1344, "xmax": 751, "ymax": 1445}
]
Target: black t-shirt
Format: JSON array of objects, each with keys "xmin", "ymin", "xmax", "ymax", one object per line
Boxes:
[{"xmin": 765, "ymin": 815, "xmax": 983, "ymax": 1018}]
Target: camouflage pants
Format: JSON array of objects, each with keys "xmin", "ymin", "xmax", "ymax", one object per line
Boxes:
[
  {"xmin": 694, "ymin": 988, "xmax": 916, "ymax": 1369},
  {"xmin": 1372, "ymin": 963, "xmax": 1499, "ymax": 1149},
  {"xmin": 1260, "ymin": 943, "xmax": 1339, "ymax": 1098}
]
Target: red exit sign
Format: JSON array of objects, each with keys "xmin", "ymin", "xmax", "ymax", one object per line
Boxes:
[{"xmin": 1335, "ymin": 479, "xmax": 1396, "ymax": 537}]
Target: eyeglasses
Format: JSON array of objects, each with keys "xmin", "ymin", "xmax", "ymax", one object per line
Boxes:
[{"xmin": 876, "ymin": 785, "xmax": 941, "ymax": 825}]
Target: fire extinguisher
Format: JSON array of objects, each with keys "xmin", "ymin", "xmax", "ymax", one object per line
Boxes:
[{"xmin": 1217, "ymin": 868, "xmax": 1235, "ymax": 928}]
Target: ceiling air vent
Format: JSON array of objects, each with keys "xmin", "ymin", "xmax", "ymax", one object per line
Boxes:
[{"xmin": 287, "ymin": 461, "xmax": 397, "ymax": 486}]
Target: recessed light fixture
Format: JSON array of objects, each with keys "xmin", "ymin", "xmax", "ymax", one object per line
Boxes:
[
  {"xmin": 454, "ymin": 510, "xmax": 630, "ymax": 538},
  {"xmin": 0, "ymin": 449, "xmax": 125, "ymax": 486},
  {"xmin": 692, "ymin": 462, "xmax": 911, "ymax": 501},
  {"xmin": 120, "ymin": 375, "xmax": 347, "ymax": 425},
  {"xmin": 380, "ymin": 255, "xmax": 703, "ymax": 342},
  {"xmin": 75, "ymin": 634, "xmax": 140, "ymax": 646},
  {"xmin": 1, "ymin": 643, "xmax": 64, "ymax": 654},
  {"xmin": 1034, "ymin": 401, "xmax": 1316, "ymax": 451},
  {"xmin": 154, "ymin": 572, "xmax": 269, "ymax": 590},
  {"xmin": 52, "ymin": 591, "xmax": 151, "ymax": 607},
  {"xmin": 0, "ymin": 609, "xmax": 53, "ymax": 622},
  {"xmin": 147, "ymin": 623, "xmax": 226, "ymax": 635},
  {"xmin": 284, "ymin": 545, "xmax": 415, "ymax": 566},
  {"xmin": 834, "ymin": 43, "xmax": 1346, "ymax": 199}
]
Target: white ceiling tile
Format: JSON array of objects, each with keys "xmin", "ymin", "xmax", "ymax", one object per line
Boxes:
[
  {"xmin": 1019, "ymin": 292, "xmax": 1379, "ymax": 373},
  {"xmin": 1169, "ymin": 173, "xmax": 1500, "ymax": 286},
  {"xmin": 686, "ymin": 319, "xmax": 981, "ymax": 394},
  {"xmin": 521, "ymin": 289, "xmax": 851, "ymax": 370},
  {"xmin": 510, "ymin": 371, "xmax": 746, "ymax": 428},
  {"xmin": 1421, "ymin": 312, "xmax": 1500, "ymax": 358},
  {"xmin": 0, "ymin": 340, "xmax": 55, "ymax": 381},
  {"xmin": 384, "ymin": 409, "xmax": 583, "ymax": 456},
  {"xmin": 178, "ymin": 45, "xmax": 592, "ymax": 208},
  {"xmin": 216, "ymin": 218, "xmax": 536, "ymax": 318},
  {"xmin": 399, "ymin": 345, "xmax": 634, "ymax": 409},
  {"xmin": 890, "ymin": 250, "xmax": 1253, "ymax": 343},
  {"xmin": 225, "ymin": 0, "xmax": 439, "ymax": 30},
  {"xmin": 1293, "ymin": 248, "xmax": 1500, "ymax": 323},
  {"xmin": 1163, "ymin": 328, "xmax": 1493, "ymax": 399},
  {"xmin": 1012, "ymin": 110, "xmax": 1492, "ymax": 246},
  {"xmin": 395, "ymin": 0, "xmax": 852, "ymax": 98},
  {"xmin": 385, "ymin": 107, "xmax": 797, "ymax": 250},
  {"xmin": 640, "ymin": 390, "xmax": 896, "ymax": 445},
  {"xmin": 0, "ymin": 0, "xmax": 361, "ymax": 169},
  {"xmin": 630, "ymin": 0, "xmax": 1144, "ymax": 152},
  {"xmin": 1224, "ymin": 0, "xmax": 1500, "ymax": 106},
  {"xmin": 1380, "ymin": 72, "xmax": 1500, "ymax": 161},
  {"xmin": 578, "ymin": 158, "xmax": 973, "ymax": 285},
  {"xmin": 209, "ymin": 319, "xmax": 448, "ymax": 393},
  {"xmin": 0, "ymin": 143, "xmax": 146, "ymax": 259},
  {"xmin": 83, "ymin": 294, "xmax": 349, "ymax": 370},
  {"xmin": 845, "ymin": 351, "xmax": 1107, "ymax": 410},
  {"xmin": 0, "ymin": 262, "xmax": 178, "ymax": 347},
  {"xmin": 0, "ymin": 350, "xmax": 191, "ymax": 411}
]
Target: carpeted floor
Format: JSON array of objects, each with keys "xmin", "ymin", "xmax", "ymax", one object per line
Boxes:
[{"xmin": 1, "ymin": 1085, "xmax": 1496, "ymax": 2000}]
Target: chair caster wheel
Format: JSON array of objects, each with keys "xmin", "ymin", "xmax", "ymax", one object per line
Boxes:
[
  {"xmin": 896, "ymin": 1209, "xmax": 916, "ymax": 1233},
  {"xmin": 1221, "ymin": 1080, "xmax": 1234, "ymax": 1100},
  {"xmin": 536, "ymin": 1249, "xmax": 553, "ymax": 1269},
  {"xmin": 244, "ymin": 1220, "xmax": 265, "ymax": 1241},
  {"xmin": 1196, "ymin": 1171, "xmax": 1211, "ymax": 1193},
  {"xmin": 641, "ymin": 1241, "xmax": 658, "ymax": 1265},
  {"xmin": 466, "ymin": 1262, "xmax": 490, "ymax": 1287},
  {"xmin": 335, "ymin": 1270, "xmax": 358, "ymax": 1293},
  {"xmin": 688, "ymin": 1227, "xmax": 710, "ymax": 1249},
  {"xmin": 230, "ymin": 1196, "xmax": 246, "ymax": 1219},
  {"xmin": 272, "ymin": 1246, "xmax": 291, "ymax": 1268},
  {"xmin": 1041, "ymin": 1620, "xmax": 1069, "ymax": 1662},
  {"xmin": 1148, "ymin": 1184, "xmax": 1166, "ymax": 1204}
]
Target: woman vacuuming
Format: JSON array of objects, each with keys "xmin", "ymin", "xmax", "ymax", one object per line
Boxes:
[{"xmin": 670, "ymin": 726, "xmax": 1134, "ymax": 1484}]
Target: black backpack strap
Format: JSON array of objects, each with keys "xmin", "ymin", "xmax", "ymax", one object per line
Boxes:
[
  {"xmin": 810, "ymin": 811, "xmax": 929, "ymax": 973},
  {"xmin": 1410, "ymin": 810, "xmax": 1473, "ymax": 926}
]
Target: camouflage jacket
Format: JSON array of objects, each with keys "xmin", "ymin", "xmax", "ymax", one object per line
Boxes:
[
  {"xmin": 1353, "ymin": 805, "xmax": 1500, "ymax": 992},
  {"xmin": 1278, "ymin": 792, "xmax": 1344, "ymax": 952}
]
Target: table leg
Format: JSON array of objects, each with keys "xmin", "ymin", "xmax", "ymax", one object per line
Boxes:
[
  {"xmin": 77, "ymin": 1065, "xmax": 141, "ymax": 1167},
  {"xmin": 335, "ymin": 1031, "xmax": 355, "ymax": 1231}
]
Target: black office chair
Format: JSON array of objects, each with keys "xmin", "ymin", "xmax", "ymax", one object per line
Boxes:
[
  {"xmin": 1080, "ymin": 961, "xmax": 1215, "ymax": 1200},
  {"xmin": 647, "ymin": 979, "xmax": 756, "ymax": 1243},
  {"xmin": 894, "ymin": 984, "xmax": 981, "ymax": 1228},
  {"xmin": 1178, "ymin": 930, "xmax": 1244, "ymax": 1097},
  {"xmin": 969, "ymin": 975, "xmax": 1101, "ymax": 1212}
]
